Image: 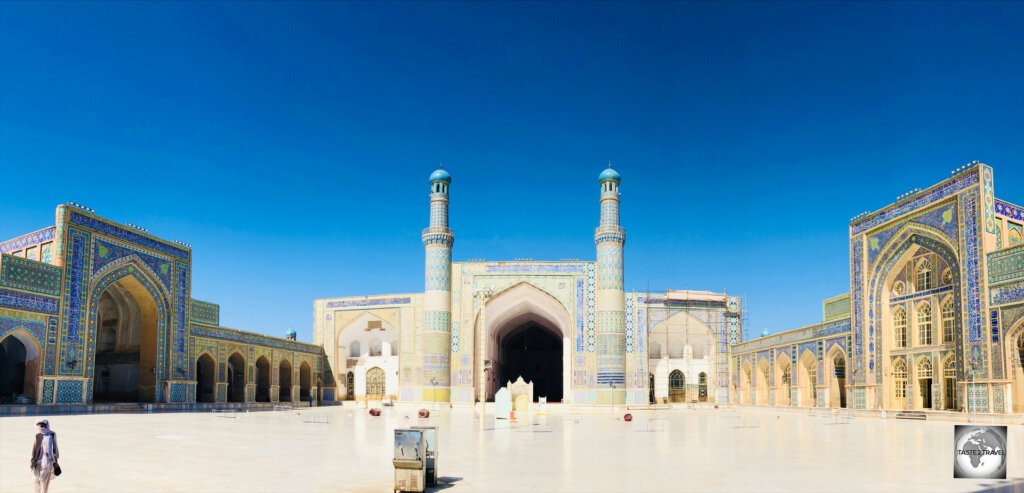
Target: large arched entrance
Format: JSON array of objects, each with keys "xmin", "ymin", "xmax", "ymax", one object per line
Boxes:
[
  {"xmin": 196, "ymin": 353, "xmax": 216, "ymax": 403},
  {"xmin": 648, "ymin": 310, "xmax": 718, "ymax": 404},
  {"xmin": 479, "ymin": 283, "xmax": 572, "ymax": 403},
  {"xmin": 91, "ymin": 273, "xmax": 162, "ymax": 403},
  {"xmin": 870, "ymin": 227, "xmax": 960, "ymax": 410},
  {"xmin": 0, "ymin": 331, "xmax": 41, "ymax": 404},
  {"xmin": 255, "ymin": 356, "xmax": 271, "ymax": 402},
  {"xmin": 227, "ymin": 352, "xmax": 245, "ymax": 402}
]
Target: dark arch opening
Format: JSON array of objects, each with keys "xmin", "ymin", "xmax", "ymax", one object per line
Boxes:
[
  {"xmin": 196, "ymin": 354, "xmax": 216, "ymax": 403},
  {"xmin": 498, "ymin": 322, "xmax": 562, "ymax": 403},
  {"xmin": 0, "ymin": 335, "xmax": 30, "ymax": 403},
  {"xmin": 227, "ymin": 353, "xmax": 245, "ymax": 402},
  {"xmin": 279, "ymin": 360, "xmax": 292, "ymax": 402},
  {"xmin": 299, "ymin": 362, "xmax": 311, "ymax": 401},
  {"xmin": 256, "ymin": 356, "xmax": 271, "ymax": 402}
]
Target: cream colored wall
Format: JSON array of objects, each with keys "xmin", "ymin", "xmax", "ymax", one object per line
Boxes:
[{"xmin": 313, "ymin": 296, "xmax": 418, "ymax": 399}]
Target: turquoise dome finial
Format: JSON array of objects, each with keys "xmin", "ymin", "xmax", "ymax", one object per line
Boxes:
[
  {"xmin": 286, "ymin": 328, "xmax": 297, "ymax": 337},
  {"xmin": 599, "ymin": 163, "xmax": 621, "ymax": 183},
  {"xmin": 761, "ymin": 328, "xmax": 770, "ymax": 337},
  {"xmin": 429, "ymin": 166, "xmax": 451, "ymax": 184}
]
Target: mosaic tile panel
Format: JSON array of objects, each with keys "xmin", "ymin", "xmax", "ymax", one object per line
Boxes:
[
  {"xmin": 981, "ymin": 165, "xmax": 996, "ymax": 234},
  {"xmin": 190, "ymin": 324, "xmax": 321, "ymax": 354},
  {"xmin": 325, "ymin": 297, "xmax": 411, "ymax": 308},
  {"xmin": 967, "ymin": 383, "xmax": 989, "ymax": 413},
  {"xmin": 867, "ymin": 201, "xmax": 959, "ymax": 266},
  {"xmin": 55, "ymin": 379, "xmax": 83, "ymax": 403},
  {"xmin": 41, "ymin": 379, "xmax": 54, "ymax": 404},
  {"xmin": 40, "ymin": 243, "xmax": 52, "ymax": 264},
  {"xmin": 961, "ymin": 192, "xmax": 983, "ymax": 345},
  {"xmin": 988, "ymin": 245, "xmax": 1024, "ymax": 284},
  {"xmin": 169, "ymin": 382, "xmax": 188, "ymax": 402},
  {"xmin": 823, "ymin": 293, "xmax": 850, "ymax": 322},
  {"xmin": 60, "ymin": 227, "xmax": 91, "ymax": 345},
  {"xmin": 1008, "ymin": 223, "xmax": 1023, "ymax": 246},
  {"xmin": 91, "ymin": 238, "xmax": 173, "ymax": 289},
  {"xmin": 0, "ymin": 227, "xmax": 55, "ymax": 254},
  {"xmin": 996, "ymin": 200, "xmax": 1024, "ymax": 221},
  {"xmin": 0, "ymin": 308, "xmax": 47, "ymax": 345},
  {"xmin": 0, "ymin": 289, "xmax": 59, "ymax": 315},
  {"xmin": 0, "ymin": 255, "xmax": 62, "ymax": 296},
  {"xmin": 851, "ymin": 166, "xmax": 978, "ymax": 235},
  {"xmin": 67, "ymin": 210, "xmax": 189, "ymax": 260}
]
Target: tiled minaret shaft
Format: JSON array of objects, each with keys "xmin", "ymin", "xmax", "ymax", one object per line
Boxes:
[
  {"xmin": 594, "ymin": 167, "xmax": 626, "ymax": 404},
  {"xmin": 422, "ymin": 167, "xmax": 453, "ymax": 402}
]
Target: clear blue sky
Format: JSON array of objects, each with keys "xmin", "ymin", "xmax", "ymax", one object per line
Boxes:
[{"xmin": 2, "ymin": 1, "xmax": 1022, "ymax": 343}]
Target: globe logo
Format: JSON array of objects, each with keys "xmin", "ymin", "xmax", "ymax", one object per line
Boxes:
[{"xmin": 953, "ymin": 425, "xmax": 1007, "ymax": 479}]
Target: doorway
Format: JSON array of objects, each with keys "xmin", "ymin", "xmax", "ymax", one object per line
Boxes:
[
  {"xmin": 91, "ymin": 276, "xmax": 160, "ymax": 402},
  {"xmin": 196, "ymin": 354, "xmax": 216, "ymax": 403},
  {"xmin": 498, "ymin": 323, "xmax": 562, "ymax": 402},
  {"xmin": 669, "ymin": 370, "xmax": 685, "ymax": 402}
]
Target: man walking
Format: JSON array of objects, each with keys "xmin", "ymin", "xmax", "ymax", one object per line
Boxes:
[{"xmin": 30, "ymin": 418, "xmax": 59, "ymax": 493}]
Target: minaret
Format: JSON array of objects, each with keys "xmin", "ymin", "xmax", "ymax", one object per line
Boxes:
[
  {"xmin": 595, "ymin": 165, "xmax": 626, "ymax": 404},
  {"xmin": 422, "ymin": 167, "xmax": 453, "ymax": 402}
]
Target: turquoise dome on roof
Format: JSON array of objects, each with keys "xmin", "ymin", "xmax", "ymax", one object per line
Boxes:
[
  {"xmin": 286, "ymin": 328, "xmax": 297, "ymax": 337},
  {"xmin": 761, "ymin": 329, "xmax": 770, "ymax": 337},
  {"xmin": 429, "ymin": 168, "xmax": 451, "ymax": 183},
  {"xmin": 599, "ymin": 167, "xmax": 621, "ymax": 182}
]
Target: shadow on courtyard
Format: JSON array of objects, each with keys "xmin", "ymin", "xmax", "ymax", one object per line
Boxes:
[{"xmin": 433, "ymin": 476, "xmax": 463, "ymax": 490}]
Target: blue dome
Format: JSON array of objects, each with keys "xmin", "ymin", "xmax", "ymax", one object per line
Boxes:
[
  {"xmin": 761, "ymin": 329, "xmax": 770, "ymax": 337},
  {"xmin": 599, "ymin": 167, "xmax": 621, "ymax": 182},
  {"xmin": 286, "ymin": 328, "xmax": 297, "ymax": 337},
  {"xmin": 429, "ymin": 168, "xmax": 451, "ymax": 184}
]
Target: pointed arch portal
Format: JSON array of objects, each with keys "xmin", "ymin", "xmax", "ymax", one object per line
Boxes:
[{"xmin": 479, "ymin": 282, "xmax": 572, "ymax": 403}]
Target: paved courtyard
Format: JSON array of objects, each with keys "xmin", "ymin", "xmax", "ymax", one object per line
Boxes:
[{"xmin": 1, "ymin": 405, "xmax": 1022, "ymax": 492}]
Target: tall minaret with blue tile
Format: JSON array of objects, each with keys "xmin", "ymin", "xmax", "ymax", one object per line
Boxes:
[
  {"xmin": 422, "ymin": 167, "xmax": 453, "ymax": 402},
  {"xmin": 595, "ymin": 166, "xmax": 626, "ymax": 404}
]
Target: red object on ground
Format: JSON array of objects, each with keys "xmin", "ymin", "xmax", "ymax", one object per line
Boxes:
[
  {"xmin": 369, "ymin": 408, "xmax": 381, "ymax": 416},
  {"xmin": 418, "ymin": 409, "xmax": 430, "ymax": 418},
  {"xmin": 624, "ymin": 413, "xmax": 633, "ymax": 422}
]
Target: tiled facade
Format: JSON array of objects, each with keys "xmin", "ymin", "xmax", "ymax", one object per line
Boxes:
[
  {"xmin": 314, "ymin": 168, "xmax": 743, "ymax": 406},
  {"xmin": 0, "ymin": 205, "xmax": 324, "ymax": 406},
  {"xmin": 733, "ymin": 163, "xmax": 1024, "ymax": 414}
]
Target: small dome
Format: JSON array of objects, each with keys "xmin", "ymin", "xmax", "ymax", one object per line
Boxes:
[
  {"xmin": 599, "ymin": 167, "xmax": 621, "ymax": 182},
  {"xmin": 429, "ymin": 168, "xmax": 451, "ymax": 184},
  {"xmin": 286, "ymin": 328, "xmax": 297, "ymax": 337},
  {"xmin": 761, "ymin": 329, "xmax": 770, "ymax": 337}
]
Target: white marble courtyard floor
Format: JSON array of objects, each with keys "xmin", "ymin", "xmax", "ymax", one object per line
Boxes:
[{"xmin": 1, "ymin": 405, "xmax": 1022, "ymax": 492}]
